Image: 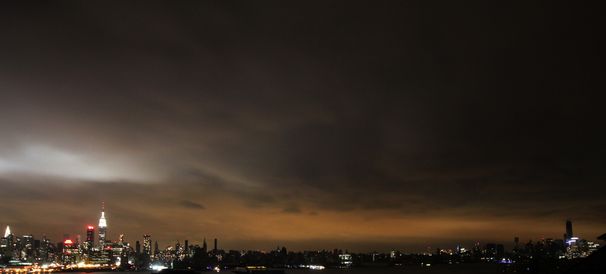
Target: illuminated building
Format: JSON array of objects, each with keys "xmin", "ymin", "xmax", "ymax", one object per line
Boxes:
[
  {"xmin": 22, "ymin": 235, "xmax": 34, "ymax": 261},
  {"xmin": 107, "ymin": 241, "xmax": 128, "ymax": 265},
  {"xmin": 38, "ymin": 236, "xmax": 53, "ymax": 263},
  {"xmin": 1, "ymin": 226, "xmax": 14, "ymax": 259},
  {"xmin": 62, "ymin": 239, "xmax": 78, "ymax": 264},
  {"xmin": 587, "ymin": 241, "xmax": 600, "ymax": 254},
  {"xmin": 3, "ymin": 226, "xmax": 10, "ymax": 238},
  {"xmin": 98, "ymin": 205, "xmax": 108, "ymax": 249},
  {"xmin": 84, "ymin": 225, "xmax": 95, "ymax": 257},
  {"xmin": 86, "ymin": 225, "xmax": 95, "ymax": 249},
  {"xmin": 0, "ymin": 229, "xmax": 8, "ymax": 249},
  {"xmin": 175, "ymin": 241, "xmax": 183, "ymax": 260},
  {"xmin": 339, "ymin": 254, "xmax": 353, "ymax": 267},
  {"xmin": 143, "ymin": 234, "xmax": 152, "ymax": 256}
]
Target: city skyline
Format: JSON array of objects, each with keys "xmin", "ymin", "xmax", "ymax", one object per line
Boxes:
[
  {"xmin": 0, "ymin": 204, "xmax": 600, "ymax": 253},
  {"xmin": 1, "ymin": 1, "xmax": 604, "ymax": 254}
]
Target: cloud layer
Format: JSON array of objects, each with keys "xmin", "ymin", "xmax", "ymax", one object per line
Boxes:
[{"xmin": 0, "ymin": 2, "xmax": 604, "ymax": 251}]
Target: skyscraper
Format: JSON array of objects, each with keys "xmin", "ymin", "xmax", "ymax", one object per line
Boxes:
[
  {"xmin": 3, "ymin": 226, "xmax": 11, "ymax": 238},
  {"xmin": 143, "ymin": 234, "xmax": 152, "ymax": 256},
  {"xmin": 98, "ymin": 204, "xmax": 108, "ymax": 249},
  {"xmin": 86, "ymin": 226, "xmax": 95, "ymax": 250},
  {"xmin": 135, "ymin": 240, "xmax": 141, "ymax": 255},
  {"xmin": 1, "ymin": 226, "xmax": 14, "ymax": 253},
  {"xmin": 566, "ymin": 219, "xmax": 573, "ymax": 240}
]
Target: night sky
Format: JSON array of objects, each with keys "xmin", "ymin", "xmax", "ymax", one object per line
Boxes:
[{"xmin": 0, "ymin": 2, "xmax": 604, "ymax": 252}]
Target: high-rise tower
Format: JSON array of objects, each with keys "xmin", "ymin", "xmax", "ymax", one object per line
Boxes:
[
  {"xmin": 3, "ymin": 225, "xmax": 10, "ymax": 238},
  {"xmin": 1, "ymin": 226, "xmax": 13, "ymax": 252},
  {"xmin": 135, "ymin": 241, "xmax": 141, "ymax": 255},
  {"xmin": 565, "ymin": 219, "xmax": 573, "ymax": 240},
  {"xmin": 86, "ymin": 225, "xmax": 95, "ymax": 252},
  {"xmin": 143, "ymin": 234, "xmax": 152, "ymax": 256},
  {"xmin": 98, "ymin": 203, "xmax": 107, "ymax": 249}
]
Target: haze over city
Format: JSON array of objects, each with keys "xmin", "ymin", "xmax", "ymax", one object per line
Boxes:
[{"xmin": 0, "ymin": 1, "xmax": 604, "ymax": 254}]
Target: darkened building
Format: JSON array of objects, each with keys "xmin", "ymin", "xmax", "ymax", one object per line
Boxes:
[
  {"xmin": 135, "ymin": 240, "xmax": 141, "ymax": 255},
  {"xmin": 566, "ymin": 219, "xmax": 573, "ymax": 240}
]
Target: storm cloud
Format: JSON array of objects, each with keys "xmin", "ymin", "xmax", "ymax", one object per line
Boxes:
[{"xmin": 0, "ymin": 2, "xmax": 604, "ymax": 251}]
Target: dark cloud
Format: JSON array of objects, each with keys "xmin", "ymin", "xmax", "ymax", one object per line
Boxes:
[
  {"xmin": 0, "ymin": 1, "xmax": 604, "ymax": 251},
  {"xmin": 282, "ymin": 205, "xmax": 302, "ymax": 214},
  {"xmin": 180, "ymin": 200, "xmax": 205, "ymax": 210}
]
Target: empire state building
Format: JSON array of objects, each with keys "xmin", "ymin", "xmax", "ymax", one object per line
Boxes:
[{"xmin": 98, "ymin": 205, "xmax": 107, "ymax": 249}]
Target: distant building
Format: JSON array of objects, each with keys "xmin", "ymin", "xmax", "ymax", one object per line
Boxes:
[
  {"xmin": 3, "ymin": 226, "xmax": 10, "ymax": 238},
  {"xmin": 143, "ymin": 234, "xmax": 152, "ymax": 256},
  {"xmin": 135, "ymin": 240, "xmax": 141, "ymax": 255},
  {"xmin": 86, "ymin": 225, "xmax": 95, "ymax": 253},
  {"xmin": 485, "ymin": 243, "xmax": 497, "ymax": 260},
  {"xmin": 339, "ymin": 254, "xmax": 353, "ymax": 267},
  {"xmin": 22, "ymin": 234, "xmax": 34, "ymax": 261},
  {"xmin": 184, "ymin": 240, "xmax": 189, "ymax": 258},
  {"xmin": 62, "ymin": 239, "xmax": 78, "ymax": 264},
  {"xmin": 496, "ymin": 244, "xmax": 505, "ymax": 258},
  {"xmin": 566, "ymin": 219, "xmax": 573, "ymax": 241},
  {"xmin": 1, "ymin": 226, "xmax": 14, "ymax": 259},
  {"xmin": 98, "ymin": 205, "xmax": 108, "ymax": 249}
]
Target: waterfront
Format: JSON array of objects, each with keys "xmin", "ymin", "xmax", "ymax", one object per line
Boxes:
[
  {"xmin": 285, "ymin": 264, "xmax": 502, "ymax": 274},
  {"xmin": 52, "ymin": 264, "xmax": 503, "ymax": 274}
]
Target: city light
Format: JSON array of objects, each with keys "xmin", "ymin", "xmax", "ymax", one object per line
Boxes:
[
  {"xmin": 0, "ymin": 3, "xmax": 603, "ymax": 274},
  {"xmin": 0, "ymin": 211, "xmax": 601, "ymax": 272},
  {"xmin": 150, "ymin": 264, "xmax": 168, "ymax": 271}
]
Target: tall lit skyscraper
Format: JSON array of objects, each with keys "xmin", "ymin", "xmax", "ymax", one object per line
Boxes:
[
  {"xmin": 143, "ymin": 234, "xmax": 152, "ymax": 256},
  {"xmin": 86, "ymin": 226, "xmax": 95, "ymax": 245},
  {"xmin": 98, "ymin": 204, "xmax": 107, "ymax": 249},
  {"xmin": 3, "ymin": 226, "xmax": 10, "ymax": 238},
  {"xmin": 2, "ymin": 226, "xmax": 13, "ymax": 251}
]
